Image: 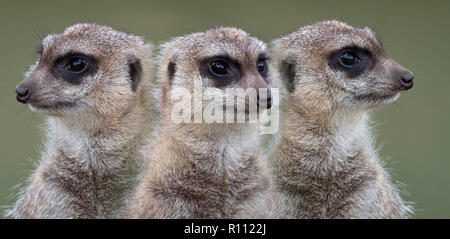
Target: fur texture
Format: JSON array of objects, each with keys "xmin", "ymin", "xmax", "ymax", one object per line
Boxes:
[
  {"xmin": 270, "ymin": 20, "xmax": 413, "ymax": 218},
  {"xmin": 126, "ymin": 27, "xmax": 287, "ymax": 218},
  {"xmin": 8, "ymin": 24, "xmax": 155, "ymax": 218}
]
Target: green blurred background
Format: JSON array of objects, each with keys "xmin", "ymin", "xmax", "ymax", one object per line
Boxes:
[{"xmin": 0, "ymin": 0, "xmax": 448, "ymax": 218}]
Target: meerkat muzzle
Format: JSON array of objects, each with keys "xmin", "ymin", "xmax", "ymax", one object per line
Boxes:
[
  {"xmin": 399, "ymin": 72, "xmax": 414, "ymax": 90},
  {"xmin": 15, "ymin": 85, "xmax": 31, "ymax": 104}
]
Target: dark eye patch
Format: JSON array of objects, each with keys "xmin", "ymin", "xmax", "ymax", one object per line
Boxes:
[
  {"xmin": 53, "ymin": 53, "xmax": 98, "ymax": 84},
  {"xmin": 199, "ymin": 56, "xmax": 241, "ymax": 88},
  {"xmin": 257, "ymin": 54, "xmax": 269, "ymax": 78},
  {"xmin": 328, "ymin": 46, "xmax": 373, "ymax": 78}
]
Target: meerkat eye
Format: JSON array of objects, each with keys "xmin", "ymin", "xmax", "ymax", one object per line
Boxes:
[
  {"xmin": 329, "ymin": 47, "xmax": 372, "ymax": 77},
  {"xmin": 200, "ymin": 56, "xmax": 241, "ymax": 87},
  {"xmin": 339, "ymin": 51, "xmax": 361, "ymax": 66},
  {"xmin": 65, "ymin": 56, "xmax": 88, "ymax": 73},
  {"xmin": 257, "ymin": 59, "xmax": 267, "ymax": 74},
  {"xmin": 210, "ymin": 60, "xmax": 230, "ymax": 76},
  {"xmin": 54, "ymin": 53, "xmax": 98, "ymax": 83}
]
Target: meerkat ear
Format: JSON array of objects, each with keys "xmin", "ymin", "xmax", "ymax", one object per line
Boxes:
[
  {"xmin": 128, "ymin": 58, "xmax": 142, "ymax": 92},
  {"xmin": 280, "ymin": 60, "xmax": 296, "ymax": 93},
  {"xmin": 167, "ymin": 61, "xmax": 176, "ymax": 86}
]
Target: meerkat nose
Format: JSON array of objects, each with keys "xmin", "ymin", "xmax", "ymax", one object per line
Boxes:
[
  {"xmin": 16, "ymin": 85, "xmax": 31, "ymax": 103},
  {"xmin": 400, "ymin": 73, "xmax": 414, "ymax": 90}
]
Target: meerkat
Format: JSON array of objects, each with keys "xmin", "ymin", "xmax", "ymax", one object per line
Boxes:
[
  {"xmin": 8, "ymin": 23, "xmax": 155, "ymax": 218},
  {"xmin": 270, "ymin": 20, "xmax": 414, "ymax": 219},
  {"xmin": 126, "ymin": 27, "xmax": 286, "ymax": 218}
]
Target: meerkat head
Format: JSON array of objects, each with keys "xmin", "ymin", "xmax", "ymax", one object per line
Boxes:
[
  {"xmin": 158, "ymin": 27, "xmax": 273, "ymax": 125},
  {"xmin": 273, "ymin": 20, "xmax": 413, "ymax": 118},
  {"xmin": 15, "ymin": 23, "xmax": 151, "ymax": 122}
]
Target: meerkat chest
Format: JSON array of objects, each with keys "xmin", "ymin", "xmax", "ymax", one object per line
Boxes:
[{"xmin": 184, "ymin": 137, "xmax": 263, "ymax": 192}]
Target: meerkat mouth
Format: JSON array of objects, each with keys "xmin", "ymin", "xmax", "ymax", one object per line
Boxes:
[
  {"xmin": 355, "ymin": 92, "xmax": 400, "ymax": 104},
  {"xmin": 30, "ymin": 101, "xmax": 77, "ymax": 113}
]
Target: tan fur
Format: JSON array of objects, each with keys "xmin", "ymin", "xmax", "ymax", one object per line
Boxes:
[
  {"xmin": 8, "ymin": 24, "xmax": 155, "ymax": 218},
  {"xmin": 270, "ymin": 20, "xmax": 413, "ymax": 218},
  {"xmin": 126, "ymin": 27, "xmax": 287, "ymax": 218}
]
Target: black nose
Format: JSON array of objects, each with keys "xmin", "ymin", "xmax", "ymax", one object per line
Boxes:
[
  {"xmin": 400, "ymin": 73, "xmax": 414, "ymax": 90},
  {"xmin": 16, "ymin": 86, "xmax": 31, "ymax": 103}
]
